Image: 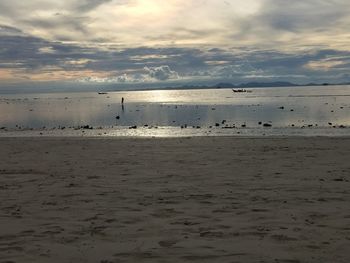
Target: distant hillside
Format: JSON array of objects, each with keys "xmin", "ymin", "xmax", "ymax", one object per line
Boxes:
[
  {"xmin": 177, "ymin": 81, "xmax": 299, "ymax": 90},
  {"xmin": 174, "ymin": 81, "xmax": 350, "ymax": 90}
]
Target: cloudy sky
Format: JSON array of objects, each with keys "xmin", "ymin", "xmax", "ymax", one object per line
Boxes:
[{"xmin": 1, "ymin": 0, "xmax": 350, "ymax": 89}]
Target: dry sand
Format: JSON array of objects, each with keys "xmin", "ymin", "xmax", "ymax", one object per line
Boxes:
[{"xmin": 0, "ymin": 137, "xmax": 349, "ymax": 263}]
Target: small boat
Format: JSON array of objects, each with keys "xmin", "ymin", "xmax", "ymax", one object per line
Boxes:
[
  {"xmin": 98, "ymin": 92, "xmax": 108, "ymax": 95},
  {"xmin": 232, "ymin": 89, "xmax": 246, "ymax": 93},
  {"xmin": 232, "ymin": 89, "xmax": 252, "ymax": 93}
]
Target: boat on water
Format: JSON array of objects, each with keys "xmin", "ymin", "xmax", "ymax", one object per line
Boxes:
[{"xmin": 232, "ymin": 89, "xmax": 252, "ymax": 93}]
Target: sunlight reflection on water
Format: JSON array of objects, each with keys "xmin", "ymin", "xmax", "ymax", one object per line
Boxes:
[{"xmin": 1, "ymin": 85, "xmax": 350, "ymax": 136}]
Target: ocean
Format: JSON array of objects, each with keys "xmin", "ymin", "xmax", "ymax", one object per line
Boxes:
[{"xmin": 1, "ymin": 85, "xmax": 350, "ymax": 137}]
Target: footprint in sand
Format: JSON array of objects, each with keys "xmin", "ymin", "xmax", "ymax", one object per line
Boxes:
[{"xmin": 158, "ymin": 240, "xmax": 177, "ymax": 248}]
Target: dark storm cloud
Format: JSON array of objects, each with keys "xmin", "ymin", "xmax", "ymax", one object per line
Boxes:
[
  {"xmin": 78, "ymin": 47, "xmax": 207, "ymax": 72},
  {"xmin": 249, "ymin": 50, "xmax": 341, "ymax": 68},
  {"xmin": 232, "ymin": 0, "xmax": 350, "ymax": 44},
  {"xmin": 0, "ymin": 26, "xmax": 109, "ymax": 73},
  {"xmin": 259, "ymin": 0, "xmax": 349, "ymax": 31}
]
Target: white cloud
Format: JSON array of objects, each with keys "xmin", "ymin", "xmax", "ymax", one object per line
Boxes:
[
  {"xmin": 78, "ymin": 65, "xmax": 181, "ymax": 83},
  {"xmin": 144, "ymin": 65, "xmax": 179, "ymax": 81},
  {"xmin": 38, "ymin": 46, "xmax": 56, "ymax": 54}
]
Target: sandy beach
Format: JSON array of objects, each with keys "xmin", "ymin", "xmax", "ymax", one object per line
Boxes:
[{"xmin": 0, "ymin": 136, "xmax": 349, "ymax": 263}]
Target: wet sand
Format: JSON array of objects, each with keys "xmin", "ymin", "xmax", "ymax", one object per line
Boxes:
[{"xmin": 0, "ymin": 137, "xmax": 349, "ymax": 263}]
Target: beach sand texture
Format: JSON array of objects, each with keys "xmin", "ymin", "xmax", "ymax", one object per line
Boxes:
[{"xmin": 0, "ymin": 137, "xmax": 349, "ymax": 262}]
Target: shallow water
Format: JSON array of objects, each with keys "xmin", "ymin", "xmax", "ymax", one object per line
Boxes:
[{"xmin": 1, "ymin": 85, "xmax": 350, "ymax": 136}]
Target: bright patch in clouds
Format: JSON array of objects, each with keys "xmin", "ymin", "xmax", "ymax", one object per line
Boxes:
[
  {"xmin": 85, "ymin": 0, "xmax": 261, "ymax": 46},
  {"xmin": 306, "ymin": 59, "xmax": 347, "ymax": 71}
]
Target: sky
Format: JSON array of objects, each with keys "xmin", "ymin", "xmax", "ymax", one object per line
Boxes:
[{"xmin": 1, "ymin": 0, "xmax": 350, "ymax": 90}]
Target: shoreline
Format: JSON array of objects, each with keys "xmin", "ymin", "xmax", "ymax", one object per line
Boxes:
[{"xmin": 1, "ymin": 126, "xmax": 350, "ymax": 138}]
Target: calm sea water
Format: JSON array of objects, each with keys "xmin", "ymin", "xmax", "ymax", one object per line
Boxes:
[{"xmin": 1, "ymin": 85, "xmax": 350, "ymax": 137}]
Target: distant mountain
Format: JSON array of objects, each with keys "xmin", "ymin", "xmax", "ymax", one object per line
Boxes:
[
  {"xmin": 213, "ymin": 82, "xmax": 236, "ymax": 88},
  {"xmin": 116, "ymin": 81, "xmax": 350, "ymax": 93},
  {"xmin": 238, "ymin": 81, "xmax": 297, "ymax": 88},
  {"xmin": 176, "ymin": 81, "xmax": 350, "ymax": 90},
  {"xmin": 185, "ymin": 81, "xmax": 299, "ymax": 89}
]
